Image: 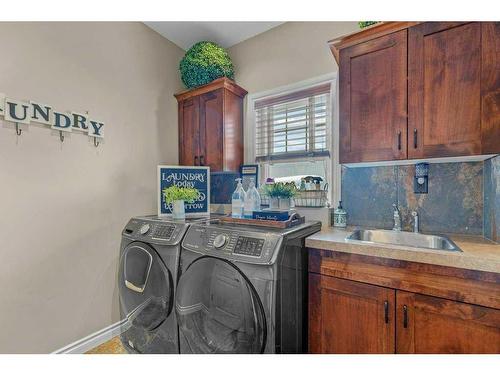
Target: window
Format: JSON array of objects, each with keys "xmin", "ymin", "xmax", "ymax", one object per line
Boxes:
[
  {"xmin": 249, "ymin": 80, "xmax": 334, "ymax": 200},
  {"xmin": 254, "ymin": 83, "xmax": 331, "ymax": 162}
]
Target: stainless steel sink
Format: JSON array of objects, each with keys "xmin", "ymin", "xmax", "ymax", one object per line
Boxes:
[{"xmin": 346, "ymin": 229, "xmax": 462, "ymax": 252}]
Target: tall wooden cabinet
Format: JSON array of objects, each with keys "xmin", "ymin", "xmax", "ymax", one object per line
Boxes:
[
  {"xmin": 175, "ymin": 77, "xmax": 247, "ymax": 171},
  {"xmin": 331, "ymin": 22, "xmax": 500, "ymax": 163}
]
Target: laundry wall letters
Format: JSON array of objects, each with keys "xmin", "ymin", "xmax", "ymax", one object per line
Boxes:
[{"xmin": 0, "ymin": 92, "xmax": 105, "ymax": 140}]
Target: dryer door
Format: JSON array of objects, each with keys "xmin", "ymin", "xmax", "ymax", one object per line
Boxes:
[
  {"xmin": 175, "ymin": 256, "xmax": 267, "ymax": 353},
  {"xmin": 119, "ymin": 242, "xmax": 173, "ymax": 333}
]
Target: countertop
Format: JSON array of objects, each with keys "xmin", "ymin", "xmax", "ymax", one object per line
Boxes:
[{"xmin": 306, "ymin": 227, "xmax": 500, "ymax": 274}]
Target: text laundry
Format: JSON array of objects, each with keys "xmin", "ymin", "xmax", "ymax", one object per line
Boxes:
[{"xmin": 0, "ymin": 93, "xmax": 104, "ymax": 138}]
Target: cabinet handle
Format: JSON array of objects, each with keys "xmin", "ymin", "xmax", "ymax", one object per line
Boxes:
[
  {"xmin": 413, "ymin": 129, "xmax": 418, "ymax": 149},
  {"xmin": 200, "ymin": 155, "xmax": 205, "ymax": 166},
  {"xmin": 403, "ymin": 305, "xmax": 408, "ymax": 328},
  {"xmin": 194, "ymin": 156, "xmax": 199, "ymax": 166},
  {"xmin": 384, "ymin": 300, "xmax": 389, "ymax": 324},
  {"xmin": 397, "ymin": 131, "xmax": 402, "ymax": 151}
]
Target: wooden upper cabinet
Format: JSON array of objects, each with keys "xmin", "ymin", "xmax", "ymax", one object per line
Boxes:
[
  {"xmin": 396, "ymin": 291, "xmax": 500, "ymax": 354},
  {"xmin": 339, "ymin": 30, "xmax": 408, "ymax": 163},
  {"xmin": 175, "ymin": 78, "xmax": 247, "ymax": 172},
  {"xmin": 481, "ymin": 22, "xmax": 500, "ymax": 154},
  {"xmin": 408, "ymin": 22, "xmax": 482, "ymax": 158},
  {"xmin": 309, "ymin": 273, "xmax": 395, "ymax": 354},
  {"xmin": 199, "ymin": 89, "xmax": 224, "ymax": 171},
  {"xmin": 332, "ymin": 21, "xmax": 500, "ymax": 163},
  {"xmin": 178, "ymin": 97, "xmax": 200, "ymax": 166}
]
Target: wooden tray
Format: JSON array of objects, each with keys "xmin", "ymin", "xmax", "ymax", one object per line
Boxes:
[{"xmin": 219, "ymin": 212, "xmax": 305, "ymax": 229}]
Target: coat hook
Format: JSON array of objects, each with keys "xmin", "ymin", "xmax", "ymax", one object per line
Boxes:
[
  {"xmin": 93, "ymin": 137, "xmax": 99, "ymax": 147},
  {"xmin": 15, "ymin": 123, "xmax": 22, "ymax": 136},
  {"xmin": 59, "ymin": 131, "xmax": 64, "ymax": 142}
]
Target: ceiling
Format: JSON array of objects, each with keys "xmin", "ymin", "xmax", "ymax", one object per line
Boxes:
[{"xmin": 144, "ymin": 22, "xmax": 284, "ymax": 50}]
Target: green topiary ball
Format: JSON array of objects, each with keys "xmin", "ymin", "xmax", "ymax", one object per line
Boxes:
[{"xmin": 179, "ymin": 41, "xmax": 235, "ymax": 89}]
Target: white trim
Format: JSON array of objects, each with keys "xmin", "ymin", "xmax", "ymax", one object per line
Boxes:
[
  {"xmin": 245, "ymin": 73, "xmax": 339, "ymax": 206},
  {"xmin": 343, "ymin": 154, "xmax": 498, "ymax": 168},
  {"xmin": 52, "ymin": 319, "xmax": 126, "ymax": 354}
]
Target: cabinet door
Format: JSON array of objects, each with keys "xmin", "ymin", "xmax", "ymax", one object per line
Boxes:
[
  {"xmin": 481, "ymin": 22, "xmax": 500, "ymax": 154},
  {"xmin": 178, "ymin": 97, "xmax": 200, "ymax": 166},
  {"xmin": 396, "ymin": 291, "xmax": 500, "ymax": 354},
  {"xmin": 408, "ymin": 22, "xmax": 482, "ymax": 158},
  {"xmin": 199, "ymin": 89, "xmax": 224, "ymax": 171},
  {"xmin": 309, "ymin": 273, "xmax": 395, "ymax": 353},
  {"xmin": 339, "ymin": 30, "xmax": 408, "ymax": 163}
]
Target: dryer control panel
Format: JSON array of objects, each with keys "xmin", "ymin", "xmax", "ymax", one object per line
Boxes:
[
  {"xmin": 182, "ymin": 224, "xmax": 282, "ymax": 264},
  {"xmin": 122, "ymin": 217, "xmax": 188, "ymax": 245}
]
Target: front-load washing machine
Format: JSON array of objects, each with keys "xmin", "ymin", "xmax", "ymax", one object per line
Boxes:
[
  {"xmin": 118, "ymin": 215, "xmax": 206, "ymax": 354},
  {"xmin": 175, "ymin": 220, "xmax": 321, "ymax": 353}
]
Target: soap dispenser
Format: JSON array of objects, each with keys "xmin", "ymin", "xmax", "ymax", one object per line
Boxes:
[
  {"xmin": 333, "ymin": 201, "xmax": 347, "ymax": 228},
  {"xmin": 231, "ymin": 178, "xmax": 246, "ymax": 218},
  {"xmin": 244, "ymin": 178, "xmax": 261, "ymax": 218}
]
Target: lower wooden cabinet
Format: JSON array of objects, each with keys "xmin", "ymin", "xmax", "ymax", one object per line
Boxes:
[
  {"xmin": 309, "ymin": 274, "xmax": 395, "ymax": 353},
  {"xmin": 396, "ymin": 291, "xmax": 500, "ymax": 354},
  {"xmin": 309, "ymin": 273, "xmax": 500, "ymax": 354}
]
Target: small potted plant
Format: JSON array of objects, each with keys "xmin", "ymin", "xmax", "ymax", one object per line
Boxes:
[
  {"xmin": 162, "ymin": 186, "xmax": 200, "ymax": 220},
  {"xmin": 263, "ymin": 182, "xmax": 297, "ymax": 210}
]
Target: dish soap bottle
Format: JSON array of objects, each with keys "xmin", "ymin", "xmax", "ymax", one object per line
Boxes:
[
  {"xmin": 333, "ymin": 201, "xmax": 347, "ymax": 228},
  {"xmin": 244, "ymin": 178, "xmax": 261, "ymax": 218},
  {"xmin": 232, "ymin": 178, "xmax": 246, "ymax": 218}
]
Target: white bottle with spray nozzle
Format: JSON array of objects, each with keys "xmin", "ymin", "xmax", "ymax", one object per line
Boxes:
[{"xmin": 231, "ymin": 178, "xmax": 246, "ymax": 218}]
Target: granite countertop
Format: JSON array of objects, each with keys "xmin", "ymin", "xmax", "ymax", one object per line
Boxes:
[{"xmin": 306, "ymin": 227, "xmax": 500, "ymax": 274}]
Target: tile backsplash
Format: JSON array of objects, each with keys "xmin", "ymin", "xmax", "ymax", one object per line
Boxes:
[
  {"xmin": 484, "ymin": 155, "xmax": 500, "ymax": 242},
  {"xmin": 341, "ymin": 160, "xmax": 489, "ymax": 236}
]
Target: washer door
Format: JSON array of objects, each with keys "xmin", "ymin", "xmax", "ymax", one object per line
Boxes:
[
  {"xmin": 119, "ymin": 242, "xmax": 173, "ymax": 332},
  {"xmin": 176, "ymin": 256, "xmax": 267, "ymax": 353}
]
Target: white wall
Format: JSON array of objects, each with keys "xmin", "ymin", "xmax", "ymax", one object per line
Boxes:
[
  {"xmin": 0, "ymin": 22, "xmax": 184, "ymax": 353},
  {"xmin": 228, "ymin": 22, "xmax": 359, "ymax": 208},
  {"xmin": 228, "ymin": 22, "xmax": 359, "ymax": 94}
]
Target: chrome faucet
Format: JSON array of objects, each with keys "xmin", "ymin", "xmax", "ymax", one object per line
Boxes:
[
  {"xmin": 392, "ymin": 204, "xmax": 402, "ymax": 231},
  {"xmin": 412, "ymin": 211, "xmax": 419, "ymax": 233}
]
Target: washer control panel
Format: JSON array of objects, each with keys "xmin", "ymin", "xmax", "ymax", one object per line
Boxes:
[
  {"xmin": 123, "ymin": 218, "xmax": 186, "ymax": 245},
  {"xmin": 182, "ymin": 224, "xmax": 282, "ymax": 264},
  {"xmin": 234, "ymin": 236, "xmax": 265, "ymax": 257}
]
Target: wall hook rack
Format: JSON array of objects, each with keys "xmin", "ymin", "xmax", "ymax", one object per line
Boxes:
[
  {"xmin": 59, "ymin": 131, "xmax": 65, "ymax": 143},
  {"xmin": 15, "ymin": 123, "xmax": 22, "ymax": 136},
  {"xmin": 93, "ymin": 137, "xmax": 99, "ymax": 147}
]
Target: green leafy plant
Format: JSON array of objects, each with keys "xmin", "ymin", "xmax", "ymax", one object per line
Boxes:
[
  {"xmin": 263, "ymin": 182, "xmax": 297, "ymax": 199},
  {"xmin": 179, "ymin": 41, "xmax": 235, "ymax": 89},
  {"xmin": 358, "ymin": 21, "xmax": 379, "ymax": 29},
  {"xmin": 162, "ymin": 186, "xmax": 199, "ymax": 204}
]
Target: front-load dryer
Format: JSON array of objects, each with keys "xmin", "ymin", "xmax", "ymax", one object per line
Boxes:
[
  {"xmin": 118, "ymin": 215, "xmax": 203, "ymax": 354},
  {"xmin": 175, "ymin": 220, "xmax": 321, "ymax": 353}
]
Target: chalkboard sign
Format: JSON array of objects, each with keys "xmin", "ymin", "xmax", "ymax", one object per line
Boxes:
[{"xmin": 157, "ymin": 165, "xmax": 210, "ymax": 217}]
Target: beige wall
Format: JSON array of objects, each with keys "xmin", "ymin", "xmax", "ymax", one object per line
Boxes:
[
  {"xmin": 0, "ymin": 22, "xmax": 184, "ymax": 353},
  {"xmin": 228, "ymin": 22, "xmax": 359, "ymax": 94}
]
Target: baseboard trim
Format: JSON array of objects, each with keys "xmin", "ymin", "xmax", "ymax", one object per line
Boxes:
[{"xmin": 53, "ymin": 319, "xmax": 126, "ymax": 354}]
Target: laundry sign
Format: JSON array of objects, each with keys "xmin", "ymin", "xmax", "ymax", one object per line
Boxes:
[
  {"xmin": 0, "ymin": 93, "xmax": 104, "ymax": 139},
  {"xmin": 157, "ymin": 165, "xmax": 210, "ymax": 217}
]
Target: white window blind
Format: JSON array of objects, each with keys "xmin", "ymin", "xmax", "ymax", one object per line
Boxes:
[{"xmin": 254, "ymin": 83, "xmax": 331, "ymax": 162}]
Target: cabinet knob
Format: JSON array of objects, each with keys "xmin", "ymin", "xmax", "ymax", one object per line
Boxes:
[
  {"xmin": 397, "ymin": 131, "xmax": 402, "ymax": 151},
  {"xmin": 413, "ymin": 129, "xmax": 418, "ymax": 149},
  {"xmin": 194, "ymin": 156, "xmax": 199, "ymax": 166},
  {"xmin": 200, "ymin": 155, "xmax": 205, "ymax": 166},
  {"xmin": 384, "ymin": 300, "xmax": 389, "ymax": 324}
]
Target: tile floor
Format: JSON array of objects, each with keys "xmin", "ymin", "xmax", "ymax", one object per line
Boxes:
[{"xmin": 85, "ymin": 336, "xmax": 127, "ymax": 354}]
